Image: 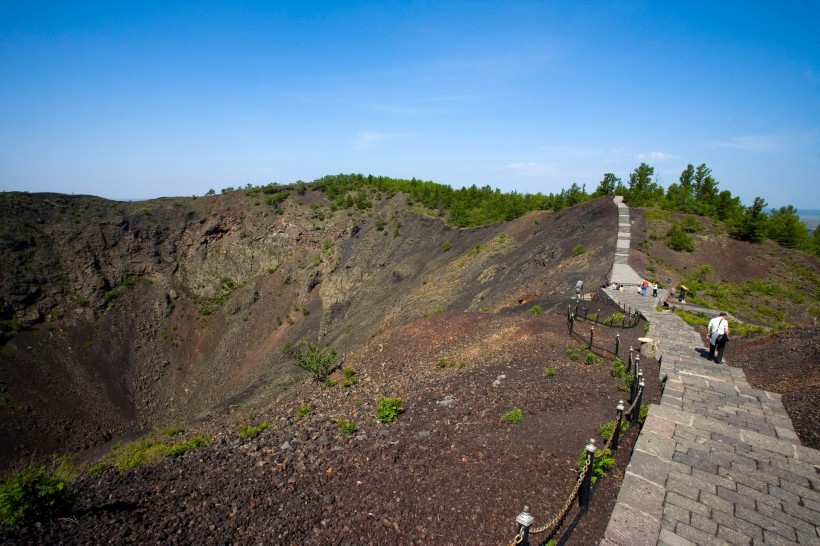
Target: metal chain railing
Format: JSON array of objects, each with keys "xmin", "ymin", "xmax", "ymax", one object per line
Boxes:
[
  {"xmin": 529, "ymin": 456, "xmax": 590, "ymax": 535},
  {"xmin": 503, "ymin": 379, "xmax": 647, "ymax": 545},
  {"xmin": 505, "ymin": 457, "xmax": 591, "ymax": 546}
]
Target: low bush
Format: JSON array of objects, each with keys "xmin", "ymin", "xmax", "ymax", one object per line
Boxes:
[
  {"xmin": 295, "ymin": 405, "xmax": 311, "ymax": 419},
  {"xmin": 376, "ymin": 397, "xmax": 405, "ymax": 423},
  {"xmin": 500, "ymin": 408, "xmax": 523, "ymax": 424},
  {"xmin": 577, "ymin": 447, "xmax": 615, "ymax": 484},
  {"xmin": 167, "ymin": 435, "xmax": 212, "ymax": 457},
  {"xmin": 238, "ymin": 421, "xmax": 269, "ymax": 440},
  {"xmin": 292, "ymin": 340, "xmax": 338, "ymax": 381},
  {"xmin": 336, "ymin": 419, "xmax": 357, "ymax": 434},
  {"xmin": 599, "ymin": 419, "xmax": 629, "ymax": 441},
  {"xmin": 666, "ymin": 225, "xmax": 695, "ymax": 252},
  {"xmin": 341, "ymin": 367, "xmax": 358, "ymax": 388},
  {"xmin": 0, "ymin": 466, "xmax": 75, "ymax": 529}
]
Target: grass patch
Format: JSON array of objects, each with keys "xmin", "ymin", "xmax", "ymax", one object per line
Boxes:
[
  {"xmin": 295, "ymin": 405, "xmax": 311, "ymax": 419},
  {"xmin": 436, "ymin": 357, "xmax": 465, "ymax": 369},
  {"xmin": 341, "ymin": 367, "xmax": 358, "ymax": 388},
  {"xmin": 292, "ymin": 340, "xmax": 338, "ymax": 381},
  {"xmin": 599, "ymin": 420, "xmax": 629, "ymax": 441},
  {"xmin": 0, "ymin": 466, "xmax": 75, "ymax": 528},
  {"xmin": 500, "ymin": 408, "xmax": 523, "ymax": 424},
  {"xmin": 238, "ymin": 421, "xmax": 269, "ymax": 440},
  {"xmin": 577, "ymin": 447, "xmax": 615, "ymax": 485},
  {"xmin": 336, "ymin": 419, "xmax": 358, "ymax": 434},
  {"xmin": 376, "ymin": 397, "xmax": 405, "ymax": 423},
  {"xmin": 543, "ymin": 367, "xmax": 555, "ymax": 378}
]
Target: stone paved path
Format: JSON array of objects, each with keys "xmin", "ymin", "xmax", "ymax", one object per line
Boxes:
[{"xmin": 600, "ymin": 198, "xmax": 820, "ymax": 546}]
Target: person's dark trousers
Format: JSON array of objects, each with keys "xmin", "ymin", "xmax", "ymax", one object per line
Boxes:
[
  {"xmin": 708, "ymin": 343, "xmax": 716, "ymax": 360},
  {"xmin": 715, "ymin": 340, "xmax": 727, "ymax": 363}
]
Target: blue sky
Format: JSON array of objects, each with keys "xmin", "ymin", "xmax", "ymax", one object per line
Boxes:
[{"xmin": 1, "ymin": 1, "xmax": 819, "ymax": 207}]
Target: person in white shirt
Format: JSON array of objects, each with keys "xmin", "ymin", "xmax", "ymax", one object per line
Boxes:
[{"xmin": 707, "ymin": 312, "xmax": 730, "ymax": 363}]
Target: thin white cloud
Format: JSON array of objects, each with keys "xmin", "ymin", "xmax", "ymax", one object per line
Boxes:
[
  {"xmin": 634, "ymin": 151, "xmax": 681, "ymax": 162},
  {"xmin": 353, "ymin": 131, "xmax": 412, "ymax": 148},
  {"xmin": 715, "ymin": 134, "xmax": 786, "ymax": 152},
  {"xmin": 498, "ymin": 161, "xmax": 581, "ymax": 178}
]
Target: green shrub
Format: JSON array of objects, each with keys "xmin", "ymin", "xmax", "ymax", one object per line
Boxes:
[
  {"xmin": 336, "ymin": 419, "xmax": 358, "ymax": 434},
  {"xmin": 500, "ymin": 408, "xmax": 523, "ymax": 424},
  {"xmin": 442, "ymin": 240, "xmax": 452, "ymax": 252},
  {"xmin": 584, "ymin": 352, "xmax": 604, "ymax": 366},
  {"xmin": 543, "ymin": 367, "xmax": 555, "ymax": 378},
  {"xmin": 530, "ymin": 305, "xmax": 542, "ymax": 315},
  {"xmin": 599, "ymin": 420, "xmax": 629, "ymax": 441},
  {"xmin": 341, "ymin": 367, "xmax": 358, "ymax": 388},
  {"xmin": 376, "ymin": 397, "xmax": 405, "ymax": 423},
  {"xmin": 572, "ymin": 244, "xmax": 587, "ymax": 255},
  {"xmin": 610, "ymin": 357, "xmax": 627, "ymax": 379},
  {"xmin": 292, "ymin": 341, "xmax": 338, "ymax": 381},
  {"xmin": 680, "ymin": 216, "xmax": 702, "ymax": 233},
  {"xmin": 238, "ymin": 421, "xmax": 269, "ymax": 440},
  {"xmin": 577, "ymin": 447, "xmax": 615, "ymax": 484},
  {"xmin": 162, "ymin": 426, "xmax": 184, "ymax": 438},
  {"xmin": 167, "ymin": 435, "xmax": 212, "ymax": 457},
  {"xmin": 565, "ymin": 347, "xmax": 582, "ymax": 360},
  {"xmin": 436, "ymin": 357, "xmax": 464, "ymax": 369},
  {"xmin": 606, "ymin": 312, "xmax": 625, "ymax": 325},
  {"xmin": 639, "ymin": 404, "xmax": 650, "ymax": 425},
  {"xmin": 0, "ymin": 466, "xmax": 75, "ymax": 528},
  {"xmin": 295, "ymin": 405, "xmax": 311, "ymax": 419},
  {"xmin": 666, "ymin": 225, "xmax": 695, "ymax": 252},
  {"xmin": 112, "ymin": 440, "xmax": 169, "ymax": 470}
]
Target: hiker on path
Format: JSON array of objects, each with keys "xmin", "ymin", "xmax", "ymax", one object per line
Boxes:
[
  {"xmin": 652, "ymin": 282, "xmax": 658, "ymax": 297},
  {"xmin": 707, "ymin": 312, "xmax": 730, "ymax": 364},
  {"xmin": 641, "ymin": 279, "xmax": 648, "ymax": 296}
]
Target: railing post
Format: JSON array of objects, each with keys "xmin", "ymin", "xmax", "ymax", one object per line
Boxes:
[
  {"xmin": 584, "ymin": 306, "xmax": 589, "ymax": 319},
  {"xmin": 596, "ymin": 309, "xmax": 600, "ymax": 324},
  {"xmin": 631, "ymin": 380, "xmax": 645, "ymax": 426},
  {"xmin": 621, "ymin": 315, "xmax": 626, "ymax": 328},
  {"xmin": 514, "ymin": 504, "xmax": 534, "ymax": 546},
  {"xmin": 569, "ymin": 313, "xmax": 575, "ymax": 334},
  {"xmin": 588, "ymin": 325, "xmax": 594, "ymax": 349},
  {"xmin": 615, "ymin": 333, "xmax": 620, "ymax": 357},
  {"xmin": 635, "ymin": 355, "xmax": 641, "ymax": 378},
  {"xmin": 630, "ymin": 372, "xmax": 644, "ymax": 421},
  {"xmin": 579, "ymin": 439, "xmax": 596, "ymax": 510},
  {"xmin": 628, "ymin": 346, "xmax": 634, "ymax": 374},
  {"xmin": 630, "ymin": 368, "xmax": 639, "ymax": 404},
  {"xmin": 575, "ymin": 302, "xmax": 579, "ymax": 316},
  {"xmin": 612, "ymin": 400, "xmax": 625, "ymax": 451}
]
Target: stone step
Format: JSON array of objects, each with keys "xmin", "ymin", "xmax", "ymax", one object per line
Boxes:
[{"xmin": 602, "ymin": 196, "xmax": 820, "ymax": 546}]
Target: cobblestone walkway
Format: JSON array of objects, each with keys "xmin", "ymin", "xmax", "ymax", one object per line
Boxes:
[{"xmin": 600, "ymin": 198, "xmax": 820, "ymax": 546}]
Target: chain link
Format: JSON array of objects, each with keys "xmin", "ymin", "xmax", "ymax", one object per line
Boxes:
[
  {"xmin": 529, "ymin": 456, "xmax": 591, "ymax": 535},
  {"xmin": 505, "ymin": 530, "xmax": 524, "ymax": 546}
]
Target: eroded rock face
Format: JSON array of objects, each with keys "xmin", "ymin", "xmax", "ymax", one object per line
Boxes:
[{"xmin": 0, "ymin": 191, "xmax": 617, "ymax": 467}]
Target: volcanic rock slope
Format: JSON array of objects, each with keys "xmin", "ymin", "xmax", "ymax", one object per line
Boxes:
[{"xmin": 0, "ymin": 190, "xmax": 616, "ymax": 467}]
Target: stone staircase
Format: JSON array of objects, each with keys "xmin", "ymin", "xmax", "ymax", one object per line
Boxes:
[{"xmin": 600, "ymin": 198, "xmax": 820, "ymax": 546}]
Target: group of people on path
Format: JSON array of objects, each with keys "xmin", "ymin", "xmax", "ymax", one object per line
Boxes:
[{"xmin": 638, "ymin": 279, "xmax": 658, "ymax": 297}]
